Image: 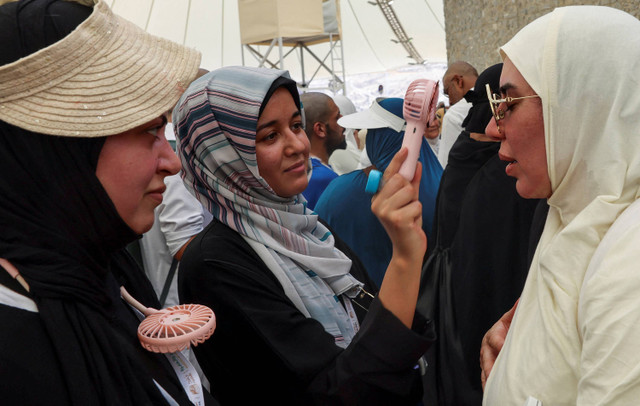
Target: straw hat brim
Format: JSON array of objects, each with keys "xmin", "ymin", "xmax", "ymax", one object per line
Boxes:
[{"xmin": 0, "ymin": 0, "xmax": 201, "ymax": 137}]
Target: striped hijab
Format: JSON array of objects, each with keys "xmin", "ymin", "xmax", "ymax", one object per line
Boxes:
[{"xmin": 173, "ymin": 66, "xmax": 362, "ymax": 347}]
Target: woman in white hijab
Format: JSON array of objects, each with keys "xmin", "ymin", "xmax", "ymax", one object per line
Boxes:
[{"xmin": 479, "ymin": 6, "xmax": 640, "ymax": 405}]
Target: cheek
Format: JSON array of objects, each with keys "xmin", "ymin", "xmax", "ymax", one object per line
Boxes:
[
  {"xmin": 97, "ymin": 150, "xmax": 155, "ymax": 223},
  {"xmin": 256, "ymin": 145, "xmax": 280, "ymax": 183},
  {"xmin": 99, "ymin": 162, "xmax": 139, "ymax": 212},
  {"xmin": 520, "ymin": 124, "xmax": 550, "ymax": 196}
]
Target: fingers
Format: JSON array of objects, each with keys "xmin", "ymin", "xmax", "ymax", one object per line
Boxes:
[
  {"xmin": 382, "ymin": 147, "xmax": 409, "ymax": 183},
  {"xmin": 480, "ymin": 329, "xmax": 498, "ymax": 390},
  {"xmin": 479, "ymin": 299, "xmax": 519, "ymax": 391},
  {"xmin": 371, "ymin": 178, "xmax": 415, "ymax": 220},
  {"xmin": 373, "ymin": 149, "xmax": 418, "ymax": 204},
  {"xmin": 410, "ymin": 161, "xmax": 422, "ymax": 200}
]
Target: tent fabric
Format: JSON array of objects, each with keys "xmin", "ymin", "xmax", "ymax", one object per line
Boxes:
[{"xmin": 104, "ymin": 0, "xmax": 446, "ymax": 80}]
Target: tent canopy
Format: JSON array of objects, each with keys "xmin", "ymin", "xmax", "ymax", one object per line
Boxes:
[{"xmin": 105, "ymin": 0, "xmax": 446, "ymax": 77}]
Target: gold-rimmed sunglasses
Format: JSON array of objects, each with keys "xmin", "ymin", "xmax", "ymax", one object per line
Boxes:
[{"xmin": 485, "ymin": 83, "xmax": 540, "ymax": 131}]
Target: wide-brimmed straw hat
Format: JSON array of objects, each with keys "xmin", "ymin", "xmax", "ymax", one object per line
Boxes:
[{"xmin": 0, "ymin": 0, "xmax": 201, "ymax": 137}]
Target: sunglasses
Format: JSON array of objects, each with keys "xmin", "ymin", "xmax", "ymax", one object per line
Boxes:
[{"xmin": 486, "ymin": 83, "xmax": 540, "ymax": 131}]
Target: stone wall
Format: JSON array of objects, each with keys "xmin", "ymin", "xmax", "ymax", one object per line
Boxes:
[{"xmin": 443, "ymin": 0, "xmax": 640, "ymax": 72}]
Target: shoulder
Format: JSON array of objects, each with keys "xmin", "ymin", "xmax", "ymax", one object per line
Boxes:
[
  {"xmin": 583, "ymin": 200, "xmax": 640, "ymax": 284},
  {"xmin": 318, "ymin": 171, "xmax": 364, "ymax": 198},
  {"xmin": 182, "ymin": 220, "xmax": 255, "ymax": 266},
  {"xmin": 576, "ymin": 199, "xmax": 640, "ymax": 403},
  {"xmin": 443, "ymin": 99, "xmax": 472, "ymax": 124},
  {"xmin": 310, "ymin": 162, "xmax": 338, "ymax": 180},
  {"xmin": 578, "ymin": 199, "xmax": 640, "ymax": 329},
  {"xmin": 0, "ymin": 298, "xmax": 71, "ymax": 404}
]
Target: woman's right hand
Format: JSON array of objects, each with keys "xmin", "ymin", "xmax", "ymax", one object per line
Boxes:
[{"xmin": 371, "ymin": 147, "xmax": 426, "ymax": 327}]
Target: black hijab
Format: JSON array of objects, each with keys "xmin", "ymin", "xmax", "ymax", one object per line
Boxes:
[
  {"xmin": 421, "ymin": 63, "xmax": 545, "ymax": 405},
  {"xmin": 0, "ymin": 1, "xmax": 189, "ymax": 404},
  {"xmin": 428, "ymin": 64, "xmax": 504, "ymax": 250}
]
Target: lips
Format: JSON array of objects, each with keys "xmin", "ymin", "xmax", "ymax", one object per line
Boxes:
[
  {"xmin": 285, "ymin": 160, "xmax": 306, "ymax": 173},
  {"xmin": 498, "ymin": 152, "xmax": 518, "ymax": 176},
  {"xmin": 146, "ymin": 185, "xmax": 166, "ymax": 204},
  {"xmin": 498, "ymin": 152, "xmax": 516, "ymax": 164}
]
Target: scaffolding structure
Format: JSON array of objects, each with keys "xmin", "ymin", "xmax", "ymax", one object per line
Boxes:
[
  {"xmin": 238, "ymin": 0, "xmax": 346, "ymax": 95},
  {"xmin": 372, "ymin": 0, "xmax": 424, "ymax": 64}
]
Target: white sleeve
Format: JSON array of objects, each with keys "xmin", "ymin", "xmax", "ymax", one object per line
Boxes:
[
  {"xmin": 438, "ymin": 104, "xmax": 466, "ymax": 167},
  {"xmin": 158, "ymin": 174, "xmax": 205, "ymax": 257}
]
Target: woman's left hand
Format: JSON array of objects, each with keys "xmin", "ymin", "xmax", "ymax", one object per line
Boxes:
[
  {"xmin": 371, "ymin": 147, "xmax": 426, "ymax": 327},
  {"xmin": 371, "ymin": 147, "xmax": 427, "ymax": 262}
]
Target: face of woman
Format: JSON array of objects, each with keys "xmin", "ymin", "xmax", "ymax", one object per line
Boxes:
[
  {"xmin": 255, "ymin": 87, "xmax": 309, "ymax": 198},
  {"xmin": 96, "ymin": 116, "xmax": 181, "ymax": 234},
  {"xmin": 485, "ymin": 57, "xmax": 552, "ymax": 199}
]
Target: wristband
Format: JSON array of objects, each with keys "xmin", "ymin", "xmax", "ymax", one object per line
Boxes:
[{"xmin": 365, "ymin": 169, "xmax": 383, "ymax": 194}]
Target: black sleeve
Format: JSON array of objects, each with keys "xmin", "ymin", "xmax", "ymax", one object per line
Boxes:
[{"xmin": 178, "ymin": 221, "xmax": 433, "ymax": 405}]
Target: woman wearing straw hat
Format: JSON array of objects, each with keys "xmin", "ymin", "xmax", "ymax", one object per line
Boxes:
[
  {"xmin": 0, "ymin": 0, "xmax": 217, "ymax": 404},
  {"xmin": 173, "ymin": 66, "xmax": 434, "ymax": 405}
]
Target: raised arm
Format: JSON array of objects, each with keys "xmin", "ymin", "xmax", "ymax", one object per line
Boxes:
[{"xmin": 371, "ymin": 148, "xmax": 427, "ymax": 327}]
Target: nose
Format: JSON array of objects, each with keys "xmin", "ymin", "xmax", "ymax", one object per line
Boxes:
[
  {"xmin": 485, "ymin": 118, "xmax": 503, "ymax": 141},
  {"xmin": 159, "ymin": 138, "xmax": 182, "ymax": 176},
  {"xmin": 284, "ymin": 128, "xmax": 309, "ymax": 156}
]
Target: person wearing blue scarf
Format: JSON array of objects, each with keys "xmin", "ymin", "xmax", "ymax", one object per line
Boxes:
[{"xmin": 315, "ymin": 98, "xmax": 443, "ymax": 287}]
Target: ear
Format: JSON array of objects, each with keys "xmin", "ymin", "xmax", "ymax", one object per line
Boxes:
[
  {"xmin": 313, "ymin": 122, "xmax": 327, "ymax": 139},
  {"xmin": 454, "ymin": 74, "xmax": 464, "ymax": 88}
]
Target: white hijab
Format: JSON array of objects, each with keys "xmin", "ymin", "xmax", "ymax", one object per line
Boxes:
[{"xmin": 484, "ymin": 6, "xmax": 640, "ymax": 405}]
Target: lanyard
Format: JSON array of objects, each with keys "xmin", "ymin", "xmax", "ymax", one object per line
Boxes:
[
  {"xmin": 342, "ymin": 296, "xmax": 361, "ymax": 334},
  {"xmin": 128, "ymin": 304, "xmax": 205, "ymax": 406},
  {"xmin": 165, "ymin": 351, "xmax": 206, "ymax": 406}
]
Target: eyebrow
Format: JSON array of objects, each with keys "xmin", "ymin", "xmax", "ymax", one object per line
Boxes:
[
  {"xmin": 256, "ymin": 110, "xmax": 301, "ymax": 132},
  {"xmin": 498, "ymin": 83, "xmax": 516, "ymax": 96},
  {"xmin": 142, "ymin": 115, "xmax": 166, "ymax": 130}
]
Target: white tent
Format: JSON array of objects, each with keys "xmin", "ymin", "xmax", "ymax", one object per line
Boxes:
[{"xmin": 105, "ymin": 0, "xmax": 448, "ymax": 109}]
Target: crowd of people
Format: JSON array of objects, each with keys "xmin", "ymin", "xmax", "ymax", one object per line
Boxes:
[{"xmin": 1, "ymin": 0, "xmax": 639, "ymax": 405}]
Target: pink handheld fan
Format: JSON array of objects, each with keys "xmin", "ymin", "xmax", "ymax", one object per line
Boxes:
[
  {"xmin": 120, "ymin": 287, "xmax": 216, "ymax": 354},
  {"xmin": 398, "ymin": 79, "xmax": 440, "ymax": 180}
]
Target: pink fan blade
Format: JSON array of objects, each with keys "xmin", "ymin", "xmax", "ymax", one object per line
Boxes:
[
  {"xmin": 398, "ymin": 79, "xmax": 439, "ymax": 180},
  {"xmin": 120, "ymin": 287, "xmax": 216, "ymax": 354}
]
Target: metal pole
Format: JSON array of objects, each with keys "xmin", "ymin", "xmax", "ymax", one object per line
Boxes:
[
  {"xmin": 278, "ymin": 37, "xmax": 284, "ymax": 69},
  {"xmin": 300, "ymin": 44, "xmax": 306, "ymax": 89}
]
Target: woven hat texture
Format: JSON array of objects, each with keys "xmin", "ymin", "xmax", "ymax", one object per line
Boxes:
[{"xmin": 0, "ymin": 0, "xmax": 201, "ymax": 137}]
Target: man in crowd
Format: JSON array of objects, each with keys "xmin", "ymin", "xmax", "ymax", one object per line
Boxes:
[
  {"xmin": 438, "ymin": 61, "xmax": 478, "ymax": 167},
  {"xmin": 300, "ymin": 92, "xmax": 345, "ymax": 209}
]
